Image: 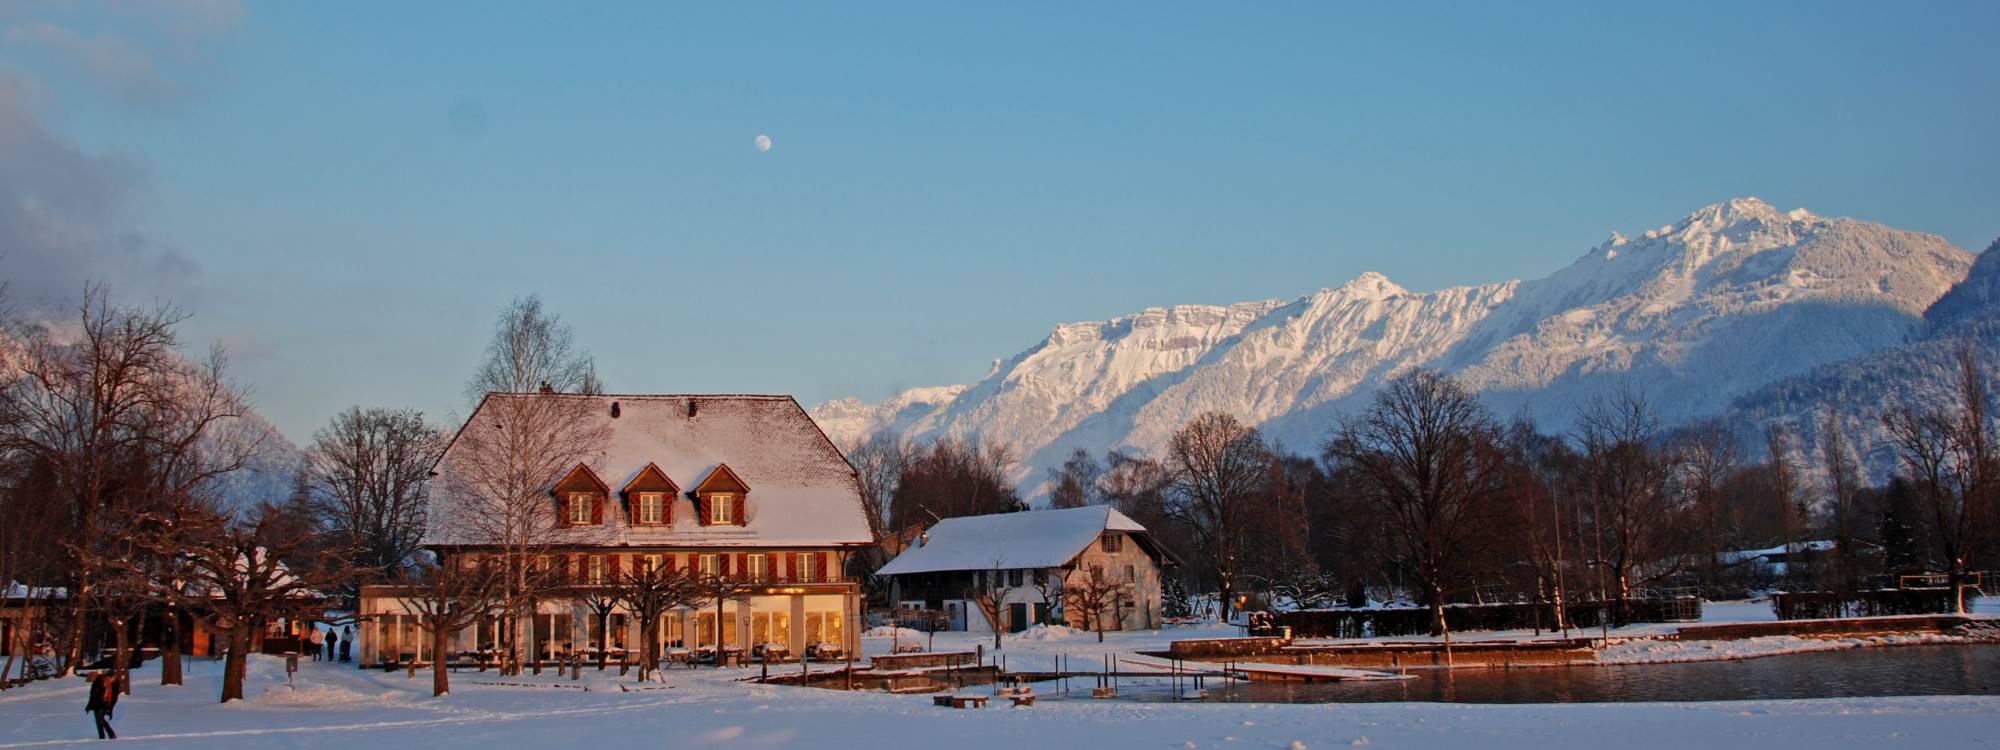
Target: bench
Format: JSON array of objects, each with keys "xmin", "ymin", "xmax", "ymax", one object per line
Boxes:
[{"xmin": 932, "ymin": 695, "xmax": 989, "ymax": 709}]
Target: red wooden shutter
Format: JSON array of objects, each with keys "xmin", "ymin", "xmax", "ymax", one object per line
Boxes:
[
  {"xmin": 720, "ymin": 553, "xmax": 732, "ymax": 577},
  {"xmin": 555, "ymin": 496, "xmax": 572, "ymax": 528},
  {"xmin": 818, "ymin": 552, "xmax": 832, "ymax": 582},
  {"xmin": 731, "ymin": 495, "xmax": 747, "ymax": 526},
  {"xmin": 663, "ymin": 554, "xmax": 676, "ymax": 572},
  {"xmin": 609, "ymin": 554, "xmax": 622, "ymax": 579},
  {"xmin": 699, "ymin": 495, "xmax": 712, "ymax": 526},
  {"xmin": 591, "ymin": 494, "xmax": 604, "ymax": 525},
  {"xmin": 734, "ymin": 554, "xmax": 747, "ymax": 579},
  {"xmin": 663, "ymin": 494, "xmax": 674, "ymax": 526},
  {"xmin": 575, "ymin": 555, "xmax": 586, "ymax": 584}
]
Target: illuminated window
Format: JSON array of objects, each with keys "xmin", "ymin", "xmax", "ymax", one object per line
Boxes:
[
  {"xmin": 710, "ymin": 494, "xmax": 734, "ymax": 524},
  {"xmin": 747, "ymin": 554, "xmax": 768, "ymax": 582},
  {"xmin": 797, "ymin": 553, "xmax": 816, "ymax": 582},
  {"xmin": 569, "ymin": 493, "xmax": 593, "ymax": 525},
  {"xmin": 699, "ymin": 554, "xmax": 719, "ymax": 577},
  {"xmin": 639, "ymin": 493, "xmax": 665, "ymax": 524}
]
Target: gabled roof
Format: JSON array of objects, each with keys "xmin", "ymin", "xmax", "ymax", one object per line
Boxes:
[
  {"xmin": 553, "ymin": 463, "xmax": 611, "ymax": 495},
  {"xmin": 621, "ymin": 462, "xmax": 680, "ymax": 496},
  {"xmin": 426, "ymin": 394, "xmax": 871, "ymax": 548},
  {"xmin": 875, "ymin": 506, "xmax": 1151, "ymax": 576},
  {"xmin": 692, "ymin": 462, "xmax": 750, "ymax": 495}
]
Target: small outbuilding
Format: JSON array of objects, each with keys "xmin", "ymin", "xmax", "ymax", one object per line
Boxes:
[{"xmin": 874, "ymin": 506, "xmax": 1172, "ymax": 634}]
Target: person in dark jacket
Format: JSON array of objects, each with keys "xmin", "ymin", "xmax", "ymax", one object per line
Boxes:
[
  {"xmin": 84, "ymin": 671, "xmax": 119, "ymax": 740},
  {"xmin": 324, "ymin": 629, "xmax": 338, "ymax": 662}
]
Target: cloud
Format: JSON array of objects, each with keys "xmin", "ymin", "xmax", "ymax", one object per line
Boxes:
[
  {"xmin": 6, "ymin": 22, "xmax": 181, "ymax": 107},
  {"xmin": 0, "ymin": 73, "xmax": 200, "ymax": 312}
]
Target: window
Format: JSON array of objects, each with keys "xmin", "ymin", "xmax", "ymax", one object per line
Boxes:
[
  {"xmin": 641, "ymin": 554, "xmax": 663, "ymax": 574},
  {"xmin": 1007, "ymin": 570, "xmax": 1024, "ymax": 588},
  {"xmin": 747, "ymin": 554, "xmax": 768, "ymax": 582},
  {"xmin": 796, "ymin": 553, "xmax": 816, "ymax": 582},
  {"xmin": 710, "ymin": 494, "xmax": 733, "ymax": 524},
  {"xmin": 569, "ymin": 493, "xmax": 593, "ymax": 525},
  {"xmin": 588, "ymin": 555, "xmax": 606, "ymax": 584},
  {"xmin": 1124, "ymin": 565, "xmax": 1136, "ymax": 582},
  {"xmin": 804, "ymin": 611, "xmax": 843, "ymax": 646},
  {"xmin": 639, "ymin": 493, "xmax": 665, "ymax": 524},
  {"xmin": 1101, "ymin": 533, "xmax": 1122, "ymax": 553},
  {"xmin": 698, "ymin": 554, "xmax": 719, "ymax": 577}
]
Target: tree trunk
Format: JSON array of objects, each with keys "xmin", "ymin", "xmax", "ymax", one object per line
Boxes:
[
  {"xmin": 432, "ymin": 627, "xmax": 451, "ymax": 697},
  {"xmin": 112, "ymin": 617, "xmax": 132, "ymax": 695},
  {"xmin": 1429, "ymin": 582, "xmax": 1452, "ymax": 667},
  {"xmin": 160, "ymin": 609, "xmax": 183, "ymax": 686},
  {"xmin": 219, "ymin": 631, "xmax": 250, "ymax": 703}
]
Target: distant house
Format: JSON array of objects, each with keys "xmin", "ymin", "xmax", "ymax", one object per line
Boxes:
[{"xmin": 874, "ymin": 506, "xmax": 1171, "ymax": 633}]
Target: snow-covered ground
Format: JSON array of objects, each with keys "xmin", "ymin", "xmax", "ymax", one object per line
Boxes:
[
  {"xmin": 3, "ymin": 600, "xmax": 1992, "ymax": 748},
  {"xmin": 1, "ymin": 654, "xmax": 1995, "ymax": 749}
]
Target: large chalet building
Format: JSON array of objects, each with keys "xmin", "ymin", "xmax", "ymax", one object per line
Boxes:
[{"xmin": 356, "ymin": 394, "xmax": 874, "ymax": 667}]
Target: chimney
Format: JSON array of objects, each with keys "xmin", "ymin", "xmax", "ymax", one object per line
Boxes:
[
  {"xmin": 687, "ymin": 399, "xmax": 699, "ymax": 418},
  {"xmin": 609, "ymin": 401, "xmax": 621, "ymax": 419},
  {"xmin": 538, "ymin": 381, "xmax": 554, "ymax": 394}
]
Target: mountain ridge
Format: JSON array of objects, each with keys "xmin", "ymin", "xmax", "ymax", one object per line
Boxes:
[{"xmin": 814, "ymin": 198, "xmax": 1976, "ymax": 496}]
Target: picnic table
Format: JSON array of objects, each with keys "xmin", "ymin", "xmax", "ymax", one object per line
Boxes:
[{"xmin": 806, "ymin": 642, "xmax": 844, "ymax": 661}]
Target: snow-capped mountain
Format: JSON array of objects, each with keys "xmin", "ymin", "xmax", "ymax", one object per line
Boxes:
[{"xmin": 814, "ymin": 198, "xmax": 1975, "ymax": 495}]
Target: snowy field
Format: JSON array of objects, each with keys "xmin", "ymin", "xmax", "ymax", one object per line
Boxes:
[
  {"xmin": 2, "ymin": 655, "xmax": 1995, "ymax": 750},
  {"xmin": 3, "ymin": 600, "xmax": 1994, "ymax": 749}
]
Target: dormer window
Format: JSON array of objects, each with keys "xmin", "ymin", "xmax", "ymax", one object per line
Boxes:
[
  {"xmin": 568, "ymin": 493, "xmax": 594, "ymax": 525},
  {"xmin": 693, "ymin": 463, "xmax": 750, "ymax": 527},
  {"xmin": 621, "ymin": 463, "xmax": 679, "ymax": 526}
]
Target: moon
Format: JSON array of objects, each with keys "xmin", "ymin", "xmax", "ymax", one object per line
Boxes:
[{"xmin": 754, "ymin": 134, "xmax": 772, "ymax": 152}]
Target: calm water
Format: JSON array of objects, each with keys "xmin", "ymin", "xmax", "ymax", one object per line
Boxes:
[{"xmin": 1114, "ymin": 645, "xmax": 1998, "ymax": 704}]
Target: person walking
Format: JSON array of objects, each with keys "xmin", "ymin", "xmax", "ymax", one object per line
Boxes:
[
  {"xmin": 308, "ymin": 626, "xmax": 325, "ymax": 662},
  {"xmin": 324, "ymin": 628, "xmax": 339, "ymax": 663},
  {"xmin": 84, "ymin": 671, "xmax": 119, "ymax": 740},
  {"xmin": 339, "ymin": 626, "xmax": 353, "ymax": 663}
]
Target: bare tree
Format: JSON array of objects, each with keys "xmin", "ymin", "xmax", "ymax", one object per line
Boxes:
[
  {"xmin": 0, "ymin": 288, "xmax": 259, "ymax": 676},
  {"xmin": 1047, "ymin": 448, "xmax": 1100, "ymax": 509},
  {"xmin": 1819, "ymin": 405, "xmax": 1863, "ymax": 592},
  {"xmin": 430, "ymin": 390, "xmax": 609, "ymax": 675},
  {"xmin": 1575, "ymin": 389, "xmax": 1682, "ymax": 622},
  {"xmin": 1062, "ymin": 564, "xmax": 1131, "ymax": 643},
  {"xmin": 888, "ymin": 438, "xmax": 1023, "ymax": 529},
  {"xmin": 1764, "ymin": 422, "xmax": 1807, "ymax": 586},
  {"xmin": 1326, "ymin": 369, "xmax": 1507, "ymax": 651},
  {"xmin": 1674, "ymin": 419, "xmax": 1739, "ymax": 593},
  {"xmin": 845, "ymin": 431, "xmax": 908, "ymax": 543},
  {"xmin": 1163, "ymin": 412, "xmax": 1271, "ymax": 623},
  {"xmin": 398, "ymin": 554, "xmax": 506, "ymax": 696},
  {"xmin": 147, "ymin": 502, "xmax": 356, "ymax": 703},
  {"xmin": 303, "ymin": 407, "xmax": 446, "ymax": 589},
  {"xmin": 464, "ymin": 294, "xmax": 602, "ymax": 404},
  {"xmin": 1881, "ymin": 342, "xmax": 1996, "ymax": 613},
  {"xmin": 968, "ymin": 559, "xmax": 1009, "ymax": 650},
  {"xmin": 608, "ymin": 557, "xmax": 706, "ymax": 682}
]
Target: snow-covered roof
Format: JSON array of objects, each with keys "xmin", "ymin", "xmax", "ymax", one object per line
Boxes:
[
  {"xmin": 875, "ymin": 506, "xmax": 1149, "ymax": 576},
  {"xmin": 428, "ymin": 394, "xmax": 871, "ymax": 548},
  {"xmin": 1718, "ymin": 540, "xmax": 1836, "ymax": 565}
]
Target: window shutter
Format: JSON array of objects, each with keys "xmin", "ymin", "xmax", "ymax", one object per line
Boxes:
[
  {"xmin": 556, "ymin": 496, "xmax": 572, "ymax": 528},
  {"xmin": 731, "ymin": 495, "xmax": 747, "ymax": 526},
  {"xmin": 786, "ymin": 553, "xmax": 798, "ymax": 582},
  {"xmin": 609, "ymin": 554, "xmax": 622, "ymax": 579},
  {"xmin": 700, "ymin": 495, "xmax": 712, "ymax": 526},
  {"xmin": 591, "ymin": 494, "xmax": 604, "ymax": 525},
  {"xmin": 734, "ymin": 554, "xmax": 746, "ymax": 579},
  {"xmin": 664, "ymin": 494, "xmax": 674, "ymax": 526},
  {"xmin": 818, "ymin": 552, "xmax": 832, "ymax": 583},
  {"xmin": 720, "ymin": 554, "xmax": 732, "ymax": 577},
  {"xmin": 663, "ymin": 554, "xmax": 676, "ymax": 572},
  {"xmin": 575, "ymin": 555, "xmax": 587, "ymax": 584}
]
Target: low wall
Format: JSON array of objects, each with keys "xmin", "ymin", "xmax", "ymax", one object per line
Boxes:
[
  {"xmin": 1165, "ymin": 637, "xmax": 1291, "ymax": 660},
  {"xmin": 1672, "ymin": 615, "xmax": 1975, "ymax": 641},
  {"xmin": 870, "ymin": 651, "xmax": 977, "ymax": 670}
]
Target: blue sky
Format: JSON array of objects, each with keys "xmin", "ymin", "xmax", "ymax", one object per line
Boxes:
[{"xmin": 3, "ymin": 2, "xmax": 1996, "ymax": 443}]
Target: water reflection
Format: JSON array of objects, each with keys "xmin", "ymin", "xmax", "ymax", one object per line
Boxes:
[{"xmin": 1179, "ymin": 645, "xmax": 1998, "ymax": 704}]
